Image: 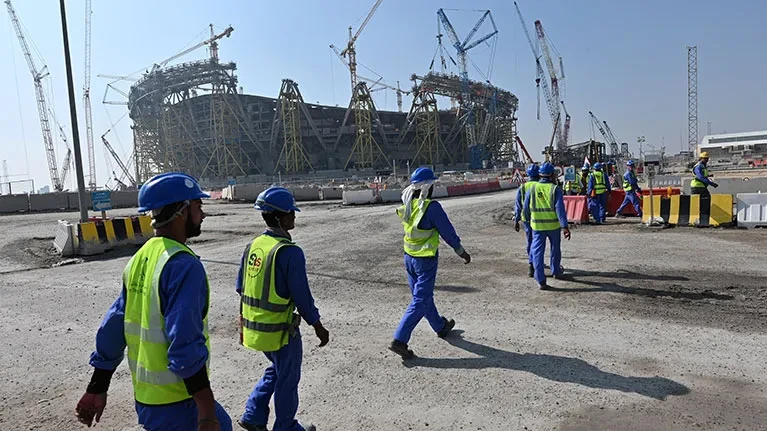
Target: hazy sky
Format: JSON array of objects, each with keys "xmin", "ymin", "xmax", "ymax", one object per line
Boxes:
[{"xmin": 1, "ymin": 0, "xmax": 765, "ymax": 190}]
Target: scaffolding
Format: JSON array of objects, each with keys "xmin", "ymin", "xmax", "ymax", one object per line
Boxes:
[{"xmin": 336, "ymin": 82, "xmax": 391, "ymax": 169}]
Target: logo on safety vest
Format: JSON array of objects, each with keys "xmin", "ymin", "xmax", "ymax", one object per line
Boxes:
[{"xmin": 247, "ymin": 248, "xmax": 266, "ymax": 278}]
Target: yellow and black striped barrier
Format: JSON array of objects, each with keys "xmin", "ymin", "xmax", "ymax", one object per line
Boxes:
[
  {"xmin": 642, "ymin": 194, "xmax": 734, "ymax": 227},
  {"xmin": 55, "ymin": 215, "xmax": 154, "ymax": 256}
]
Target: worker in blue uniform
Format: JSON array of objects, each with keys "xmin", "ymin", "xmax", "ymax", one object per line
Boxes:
[
  {"xmin": 579, "ymin": 164, "xmax": 590, "ymax": 196},
  {"xmin": 75, "ymin": 172, "xmax": 232, "ymax": 431},
  {"xmin": 389, "ymin": 167, "xmax": 471, "ymax": 359},
  {"xmin": 587, "ymin": 162, "xmax": 611, "ymax": 224},
  {"xmin": 691, "ymin": 152, "xmax": 718, "ymax": 197},
  {"xmin": 236, "ymin": 187, "xmax": 328, "ymax": 431},
  {"xmin": 514, "ymin": 164, "xmax": 539, "ymax": 277},
  {"xmin": 523, "ymin": 162, "xmax": 571, "ymax": 289},
  {"xmin": 616, "ymin": 160, "xmax": 643, "ymax": 218}
]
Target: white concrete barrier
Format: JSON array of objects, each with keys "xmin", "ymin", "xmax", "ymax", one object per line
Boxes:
[
  {"xmin": 379, "ymin": 189, "xmax": 403, "ymax": 203},
  {"xmin": 736, "ymin": 193, "xmax": 767, "ymax": 229},
  {"xmin": 499, "ymin": 180, "xmax": 518, "ymax": 190},
  {"xmin": 432, "ymin": 186, "xmax": 448, "ymax": 198},
  {"xmin": 342, "ymin": 189, "xmax": 377, "ymax": 205},
  {"xmin": 289, "ymin": 187, "xmax": 320, "ymax": 201},
  {"xmin": 227, "ymin": 184, "xmax": 265, "ymax": 201},
  {"xmin": 319, "ymin": 187, "xmax": 343, "ymax": 200}
]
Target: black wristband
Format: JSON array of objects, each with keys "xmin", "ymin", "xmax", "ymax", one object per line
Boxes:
[
  {"xmin": 86, "ymin": 367, "xmax": 116, "ymax": 394},
  {"xmin": 183, "ymin": 365, "xmax": 210, "ymax": 395}
]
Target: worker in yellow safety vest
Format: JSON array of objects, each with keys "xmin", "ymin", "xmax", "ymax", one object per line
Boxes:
[
  {"xmin": 587, "ymin": 162, "xmax": 611, "ymax": 224},
  {"xmin": 75, "ymin": 172, "xmax": 231, "ymax": 431},
  {"xmin": 691, "ymin": 152, "xmax": 718, "ymax": 197},
  {"xmin": 236, "ymin": 187, "xmax": 327, "ymax": 431},
  {"xmin": 515, "ymin": 163, "xmax": 539, "ymax": 277}
]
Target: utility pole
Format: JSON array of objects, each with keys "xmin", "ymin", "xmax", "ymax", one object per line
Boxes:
[{"xmin": 59, "ymin": 0, "xmax": 88, "ymax": 222}]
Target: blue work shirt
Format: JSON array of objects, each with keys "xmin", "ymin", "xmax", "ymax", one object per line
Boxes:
[
  {"xmin": 89, "ymin": 253, "xmax": 210, "ymax": 380},
  {"xmin": 693, "ymin": 162, "xmax": 712, "ymax": 186},
  {"xmin": 235, "ymin": 230, "xmax": 321, "ymax": 326},
  {"xmin": 514, "ymin": 179, "xmax": 537, "ymax": 223},
  {"xmin": 624, "ymin": 170, "xmax": 641, "ymax": 192},
  {"xmin": 522, "ymin": 178, "xmax": 569, "ymax": 230},
  {"xmin": 587, "ymin": 171, "xmax": 612, "ymax": 195},
  {"xmin": 417, "ymin": 200, "xmax": 464, "ymax": 254}
]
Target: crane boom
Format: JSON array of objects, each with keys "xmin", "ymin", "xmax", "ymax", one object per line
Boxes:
[
  {"xmin": 514, "ymin": 135, "xmax": 535, "ymax": 164},
  {"xmin": 514, "ymin": 2, "xmax": 555, "ymax": 125},
  {"xmin": 5, "ymin": 0, "xmax": 62, "ymax": 191},
  {"xmin": 83, "ymin": 0, "xmax": 96, "ymax": 189},
  {"xmin": 60, "ymin": 148, "xmax": 72, "ymax": 187},
  {"xmin": 561, "ymin": 101, "xmax": 570, "ymax": 146},
  {"xmin": 101, "ymin": 132, "xmax": 135, "ymax": 186},
  {"xmin": 348, "ymin": 0, "xmax": 382, "ymax": 49},
  {"xmin": 535, "ymin": 20, "xmax": 563, "ymax": 149},
  {"xmin": 338, "ymin": 0, "xmax": 383, "ymax": 92},
  {"xmin": 588, "ymin": 111, "xmax": 611, "ymax": 144},
  {"xmin": 150, "ymin": 26, "xmax": 233, "ymax": 73}
]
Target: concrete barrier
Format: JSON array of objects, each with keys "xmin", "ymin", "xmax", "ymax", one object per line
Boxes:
[
  {"xmin": 736, "ymin": 193, "xmax": 767, "ymax": 229},
  {"xmin": 342, "ymin": 189, "xmax": 377, "ymax": 205},
  {"xmin": 564, "ymin": 196, "xmax": 589, "ymax": 224},
  {"xmin": 379, "ymin": 189, "xmax": 403, "ymax": 203},
  {"xmin": 682, "ymin": 176, "xmax": 767, "ymax": 195},
  {"xmin": 54, "ymin": 215, "xmax": 154, "ymax": 256},
  {"xmin": 0, "ymin": 194, "xmax": 29, "ymax": 213},
  {"xmin": 289, "ymin": 187, "xmax": 320, "ymax": 201},
  {"xmin": 67, "ymin": 192, "xmax": 91, "ymax": 210},
  {"xmin": 29, "ymin": 193, "xmax": 69, "ymax": 211},
  {"xmin": 432, "ymin": 186, "xmax": 448, "ymax": 198},
  {"xmin": 110, "ymin": 191, "xmax": 139, "ymax": 208},
  {"xmin": 642, "ymin": 194, "xmax": 734, "ymax": 227},
  {"xmin": 226, "ymin": 184, "xmax": 266, "ymax": 201},
  {"xmin": 319, "ymin": 187, "xmax": 343, "ymax": 200}
]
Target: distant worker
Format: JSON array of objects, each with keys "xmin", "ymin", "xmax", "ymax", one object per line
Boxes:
[
  {"xmin": 587, "ymin": 162, "xmax": 611, "ymax": 224},
  {"xmin": 523, "ymin": 162, "xmax": 571, "ymax": 289},
  {"xmin": 563, "ymin": 170, "xmax": 581, "ymax": 196},
  {"xmin": 579, "ymin": 164, "xmax": 590, "ymax": 196},
  {"xmin": 691, "ymin": 152, "xmax": 718, "ymax": 197},
  {"xmin": 389, "ymin": 167, "xmax": 471, "ymax": 359},
  {"xmin": 237, "ymin": 187, "xmax": 328, "ymax": 431},
  {"xmin": 75, "ymin": 173, "xmax": 232, "ymax": 431},
  {"xmin": 514, "ymin": 164, "xmax": 540, "ymax": 277},
  {"xmin": 616, "ymin": 160, "xmax": 643, "ymax": 218}
]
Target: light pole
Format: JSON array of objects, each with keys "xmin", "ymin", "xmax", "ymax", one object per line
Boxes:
[{"xmin": 59, "ymin": 0, "xmax": 88, "ymax": 222}]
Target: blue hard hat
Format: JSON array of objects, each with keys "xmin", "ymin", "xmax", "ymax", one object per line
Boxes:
[
  {"xmin": 526, "ymin": 164, "xmax": 539, "ymax": 178},
  {"xmin": 138, "ymin": 172, "xmax": 209, "ymax": 213},
  {"xmin": 254, "ymin": 187, "xmax": 301, "ymax": 213},
  {"xmin": 582, "ymin": 163, "xmax": 590, "ymax": 170},
  {"xmin": 410, "ymin": 167, "xmax": 437, "ymax": 184},
  {"xmin": 626, "ymin": 159, "xmax": 635, "ymax": 167},
  {"xmin": 593, "ymin": 162, "xmax": 603, "ymax": 170},
  {"xmin": 539, "ymin": 162, "xmax": 555, "ymax": 176}
]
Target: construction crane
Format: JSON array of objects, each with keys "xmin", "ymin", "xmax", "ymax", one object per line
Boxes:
[
  {"xmin": 150, "ymin": 26, "xmax": 233, "ymax": 74},
  {"xmin": 338, "ymin": 0, "xmax": 383, "ymax": 93},
  {"xmin": 535, "ymin": 19, "xmax": 566, "ymax": 149},
  {"xmin": 437, "ymin": 8, "xmax": 498, "ymax": 169},
  {"xmin": 5, "ymin": 0, "xmax": 63, "ymax": 191},
  {"xmin": 101, "ymin": 131, "xmax": 136, "ymax": 187},
  {"xmin": 561, "ymin": 101, "xmax": 570, "ymax": 146},
  {"xmin": 603, "ymin": 120, "xmax": 621, "ymax": 155},
  {"xmin": 515, "ymin": 135, "xmax": 535, "ymax": 164},
  {"xmin": 513, "ymin": 3, "xmax": 555, "ymax": 126},
  {"xmin": 83, "ymin": 0, "xmax": 96, "ymax": 189},
  {"xmin": 589, "ymin": 111, "xmax": 611, "ymax": 145}
]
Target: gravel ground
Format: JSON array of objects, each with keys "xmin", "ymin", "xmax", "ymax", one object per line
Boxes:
[{"xmin": 0, "ymin": 191, "xmax": 765, "ymax": 431}]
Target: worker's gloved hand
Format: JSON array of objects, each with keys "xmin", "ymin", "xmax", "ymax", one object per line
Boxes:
[
  {"xmin": 711, "ymin": 182, "xmax": 719, "ymax": 188},
  {"xmin": 563, "ymin": 227, "xmax": 571, "ymax": 241},
  {"xmin": 313, "ymin": 322, "xmax": 329, "ymax": 347},
  {"xmin": 459, "ymin": 251, "xmax": 471, "ymax": 264},
  {"xmin": 75, "ymin": 392, "xmax": 107, "ymax": 427},
  {"xmin": 514, "ymin": 221, "xmax": 520, "ymax": 232}
]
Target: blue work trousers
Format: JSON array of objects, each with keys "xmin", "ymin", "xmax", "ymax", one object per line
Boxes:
[
  {"xmin": 531, "ymin": 229, "xmax": 563, "ymax": 285},
  {"xmin": 523, "ymin": 221, "xmax": 533, "ymax": 264},
  {"xmin": 393, "ymin": 254, "xmax": 447, "ymax": 344},
  {"xmin": 616, "ymin": 191, "xmax": 643, "ymax": 216},
  {"xmin": 136, "ymin": 399, "xmax": 232, "ymax": 431},
  {"xmin": 588, "ymin": 193, "xmax": 608, "ymax": 223},
  {"xmin": 241, "ymin": 332, "xmax": 305, "ymax": 431}
]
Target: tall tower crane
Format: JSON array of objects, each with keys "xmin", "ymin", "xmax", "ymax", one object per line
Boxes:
[
  {"xmin": 339, "ymin": 0, "xmax": 382, "ymax": 93},
  {"xmin": 5, "ymin": 0, "xmax": 63, "ymax": 191},
  {"xmin": 83, "ymin": 0, "xmax": 96, "ymax": 189},
  {"xmin": 535, "ymin": 19, "xmax": 566, "ymax": 149},
  {"xmin": 437, "ymin": 8, "xmax": 498, "ymax": 169}
]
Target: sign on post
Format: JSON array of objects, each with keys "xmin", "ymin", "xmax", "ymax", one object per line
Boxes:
[
  {"xmin": 564, "ymin": 166, "xmax": 576, "ymax": 182},
  {"xmin": 91, "ymin": 190, "xmax": 112, "ymax": 218}
]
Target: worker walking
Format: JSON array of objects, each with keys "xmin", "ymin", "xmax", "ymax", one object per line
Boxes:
[
  {"xmin": 691, "ymin": 152, "xmax": 718, "ymax": 197},
  {"xmin": 587, "ymin": 162, "xmax": 611, "ymax": 224},
  {"xmin": 389, "ymin": 167, "xmax": 471, "ymax": 359},
  {"xmin": 237, "ymin": 187, "xmax": 328, "ymax": 431},
  {"xmin": 75, "ymin": 173, "xmax": 232, "ymax": 431},
  {"xmin": 514, "ymin": 164, "xmax": 539, "ymax": 277},
  {"xmin": 579, "ymin": 164, "xmax": 590, "ymax": 196},
  {"xmin": 522, "ymin": 162, "xmax": 571, "ymax": 289},
  {"xmin": 616, "ymin": 160, "xmax": 643, "ymax": 218}
]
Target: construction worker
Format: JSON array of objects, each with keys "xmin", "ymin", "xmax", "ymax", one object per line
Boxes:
[
  {"xmin": 579, "ymin": 164, "xmax": 590, "ymax": 196},
  {"xmin": 389, "ymin": 167, "xmax": 471, "ymax": 359},
  {"xmin": 587, "ymin": 161, "xmax": 611, "ymax": 224},
  {"xmin": 563, "ymin": 168, "xmax": 581, "ymax": 196},
  {"xmin": 75, "ymin": 172, "xmax": 232, "ymax": 431},
  {"xmin": 522, "ymin": 162, "xmax": 571, "ymax": 289},
  {"xmin": 691, "ymin": 152, "xmax": 718, "ymax": 197},
  {"xmin": 237, "ymin": 187, "xmax": 328, "ymax": 431},
  {"xmin": 616, "ymin": 160, "xmax": 643, "ymax": 218},
  {"xmin": 514, "ymin": 164, "xmax": 539, "ymax": 277}
]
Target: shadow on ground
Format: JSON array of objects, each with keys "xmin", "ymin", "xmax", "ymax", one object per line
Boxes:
[
  {"xmin": 407, "ymin": 331, "xmax": 690, "ymax": 401},
  {"xmin": 306, "ymin": 271, "xmax": 478, "ymax": 293}
]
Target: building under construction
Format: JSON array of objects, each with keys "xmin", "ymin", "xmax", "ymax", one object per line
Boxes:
[{"xmin": 127, "ymin": 58, "xmax": 520, "ymax": 183}]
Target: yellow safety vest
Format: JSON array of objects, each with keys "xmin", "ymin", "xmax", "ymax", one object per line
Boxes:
[
  {"xmin": 589, "ymin": 171, "xmax": 607, "ymax": 195},
  {"xmin": 690, "ymin": 162, "xmax": 709, "ymax": 188},
  {"xmin": 396, "ymin": 199, "xmax": 440, "ymax": 257},
  {"xmin": 123, "ymin": 237, "xmax": 210, "ymax": 406},
  {"xmin": 623, "ymin": 171, "xmax": 637, "ymax": 192},
  {"xmin": 529, "ymin": 182, "xmax": 561, "ymax": 232},
  {"xmin": 564, "ymin": 180, "xmax": 581, "ymax": 193},
  {"xmin": 241, "ymin": 234, "xmax": 298, "ymax": 353}
]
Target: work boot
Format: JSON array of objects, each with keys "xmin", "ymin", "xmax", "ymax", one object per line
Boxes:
[
  {"xmin": 437, "ymin": 317, "xmax": 456, "ymax": 338},
  {"xmin": 299, "ymin": 422, "xmax": 317, "ymax": 431},
  {"xmin": 389, "ymin": 340, "xmax": 415, "ymax": 359},
  {"xmin": 538, "ymin": 282, "xmax": 550, "ymax": 290},
  {"xmin": 237, "ymin": 420, "xmax": 269, "ymax": 431},
  {"xmin": 527, "ymin": 263, "xmax": 534, "ymax": 277}
]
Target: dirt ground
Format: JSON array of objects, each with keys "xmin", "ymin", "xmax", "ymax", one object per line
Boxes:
[{"xmin": 0, "ymin": 190, "xmax": 765, "ymax": 431}]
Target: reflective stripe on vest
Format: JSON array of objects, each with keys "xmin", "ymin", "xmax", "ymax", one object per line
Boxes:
[
  {"xmin": 241, "ymin": 235, "xmax": 297, "ymax": 352},
  {"xmin": 520, "ymin": 181, "xmax": 537, "ymax": 222},
  {"xmin": 396, "ymin": 199, "xmax": 440, "ymax": 257},
  {"xmin": 123, "ymin": 237, "xmax": 210, "ymax": 405},
  {"xmin": 690, "ymin": 162, "xmax": 709, "ymax": 188},
  {"xmin": 590, "ymin": 171, "xmax": 607, "ymax": 195},
  {"xmin": 529, "ymin": 182, "xmax": 561, "ymax": 231},
  {"xmin": 623, "ymin": 171, "xmax": 635, "ymax": 191}
]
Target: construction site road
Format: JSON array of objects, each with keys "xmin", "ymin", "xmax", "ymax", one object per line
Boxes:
[{"xmin": 1, "ymin": 190, "xmax": 765, "ymax": 430}]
